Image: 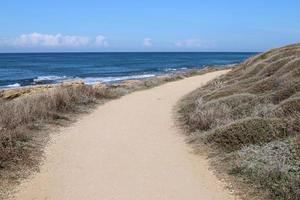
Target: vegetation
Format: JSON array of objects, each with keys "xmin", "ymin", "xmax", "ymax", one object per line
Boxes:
[{"xmin": 178, "ymin": 43, "xmax": 300, "ymax": 200}]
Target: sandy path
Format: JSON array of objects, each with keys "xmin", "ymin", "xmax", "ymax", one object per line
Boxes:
[{"xmin": 13, "ymin": 70, "xmax": 236, "ymax": 200}]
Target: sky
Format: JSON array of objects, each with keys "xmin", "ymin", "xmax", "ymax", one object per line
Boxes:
[{"xmin": 0, "ymin": 0, "xmax": 300, "ymax": 52}]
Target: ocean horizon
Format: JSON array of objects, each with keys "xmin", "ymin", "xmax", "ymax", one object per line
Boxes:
[{"xmin": 0, "ymin": 52, "xmax": 256, "ymax": 88}]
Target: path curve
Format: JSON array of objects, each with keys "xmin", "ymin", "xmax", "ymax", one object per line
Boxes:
[{"xmin": 13, "ymin": 70, "xmax": 236, "ymax": 200}]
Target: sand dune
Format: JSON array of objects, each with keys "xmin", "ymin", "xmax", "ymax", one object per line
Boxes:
[{"xmin": 12, "ymin": 70, "xmax": 235, "ymax": 200}]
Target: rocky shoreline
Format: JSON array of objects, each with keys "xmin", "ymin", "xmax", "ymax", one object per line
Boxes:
[{"xmin": 0, "ymin": 66, "xmax": 229, "ymax": 101}]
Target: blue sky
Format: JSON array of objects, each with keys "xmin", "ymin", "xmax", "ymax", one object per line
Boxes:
[{"xmin": 0, "ymin": 0, "xmax": 300, "ymax": 52}]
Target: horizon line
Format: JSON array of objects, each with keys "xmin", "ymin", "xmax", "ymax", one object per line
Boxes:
[{"xmin": 0, "ymin": 51, "xmax": 259, "ymax": 54}]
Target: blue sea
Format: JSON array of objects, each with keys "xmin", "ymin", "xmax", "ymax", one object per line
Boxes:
[{"xmin": 0, "ymin": 52, "xmax": 256, "ymax": 88}]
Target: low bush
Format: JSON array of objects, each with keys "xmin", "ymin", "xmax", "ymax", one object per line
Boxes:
[
  {"xmin": 274, "ymin": 97, "xmax": 300, "ymax": 117},
  {"xmin": 206, "ymin": 118, "xmax": 294, "ymax": 152},
  {"xmin": 230, "ymin": 140, "xmax": 300, "ymax": 200}
]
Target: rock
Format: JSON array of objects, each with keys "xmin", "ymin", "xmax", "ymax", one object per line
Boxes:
[
  {"xmin": 0, "ymin": 85, "xmax": 55, "ymax": 100},
  {"xmin": 0, "ymin": 80, "xmax": 87, "ymax": 101},
  {"xmin": 0, "ymin": 87, "xmax": 33, "ymax": 100},
  {"xmin": 0, "ymin": 89, "xmax": 23, "ymax": 99}
]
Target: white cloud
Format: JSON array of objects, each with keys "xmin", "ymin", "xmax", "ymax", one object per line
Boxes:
[
  {"xmin": 14, "ymin": 33, "xmax": 90, "ymax": 47},
  {"xmin": 174, "ymin": 39, "xmax": 212, "ymax": 48},
  {"xmin": 95, "ymin": 35, "xmax": 108, "ymax": 47},
  {"xmin": 0, "ymin": 33, "xmax": 108, "ymax": 48},
  {"xmin": 143, "ymin": 38, "xmax": 152, "ymax": 47}
]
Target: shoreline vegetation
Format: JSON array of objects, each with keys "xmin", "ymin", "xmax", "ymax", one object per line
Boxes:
[
  {"xmin": 178, "ymin": 43, "xmax": 300, "ymax": 200},
  {"xmin": 0, "ymin": 66, "xmax": 227, "ymax": 199}
]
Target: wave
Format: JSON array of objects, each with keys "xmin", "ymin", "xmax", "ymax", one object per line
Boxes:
[
  {"xmin": 164, "ymin": 67, "xmax": 188, "ymax": 72},
  {"xmin": 32, "ymin": 74, "xmax": 157, "ymax": 85},
  {"xmin": 164, "ymin": 68, "xmax": 177, "ymax": 72},
  {"xmin": 82, "ymin": 74, "xmax": 156, "ymax": 85},
  {"xmin": 0, "ymin": 68, "xmax": 192, "ymax": 89},
  {"xmin": 1, "ymin": 83, "xmax": 21, "ymax": 89},
  {"xmin": 0, "ymin": 74, "xmax": 158, "ymax": 89},
  {"xmin": 33, "ymin": 75, "xmax": 69, "ymax": 83}
]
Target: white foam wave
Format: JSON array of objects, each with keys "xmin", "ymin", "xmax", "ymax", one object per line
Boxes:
[
  {"xmin": 2, "ymin": 83, "xmax": 21, "ymax": 88},
  {"xmin": 34, "ymin": 75, "xmax": 68, "ymax": 83},
  {"xmin": 164, "ymin": 68, "xmax": 177, "ymax": 72},
  {"xmin": 30, "ymin": 74, "xmax": 156, "ymax": 86},
  {"xmin": 82, "ymin": 74, "xmax": 156, "ymax": 85},
  {"xmin": 164, "ymin": 67, "xmax": 188, "ymax": 72}
]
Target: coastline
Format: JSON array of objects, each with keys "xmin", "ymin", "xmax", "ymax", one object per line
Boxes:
[
  {"xmin": 0, "ymin": 52, "xmax": 254, "ymax": 89},
  {"xmin": 0, "ymin": 66, "xmax": 232, "ymax": 100}
]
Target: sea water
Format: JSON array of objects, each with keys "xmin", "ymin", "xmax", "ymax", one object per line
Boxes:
[{"xmin": 0, "ymin": 52, "xmax": 256, "ymax": 88}]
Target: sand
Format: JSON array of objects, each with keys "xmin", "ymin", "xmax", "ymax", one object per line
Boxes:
[{"xmin": 12, "ymin": 70, "xmax": 236, "ymax": 200}]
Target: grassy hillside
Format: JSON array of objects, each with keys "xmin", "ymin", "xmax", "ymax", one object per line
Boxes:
[{"xmin": 178, "ymin": 43, "xmax": 300, "ymax": 200}]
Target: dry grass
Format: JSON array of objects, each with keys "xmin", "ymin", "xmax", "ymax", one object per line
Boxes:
[
  {"xmin": 178, "ymin": 43, "xmax": 300, "ymax": 199},
  {"xmin": 206, "ymin": 118, "xmax": 296, "ymax": 152}
]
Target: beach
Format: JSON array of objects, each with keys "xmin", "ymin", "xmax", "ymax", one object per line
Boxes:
[{"xmin": 10, "ymin": 70, "xmax": 235, "ymax": 200}]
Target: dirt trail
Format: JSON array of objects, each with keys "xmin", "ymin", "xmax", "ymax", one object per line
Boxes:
[{"xmin": 13, "ymin": 70, "xmax": 236, "ymax": 200}]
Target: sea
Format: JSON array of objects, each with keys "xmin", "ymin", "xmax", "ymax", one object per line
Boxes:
[{"xmin": 0, "ymin": 52, "xmax": 256, "ymax": 88}]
